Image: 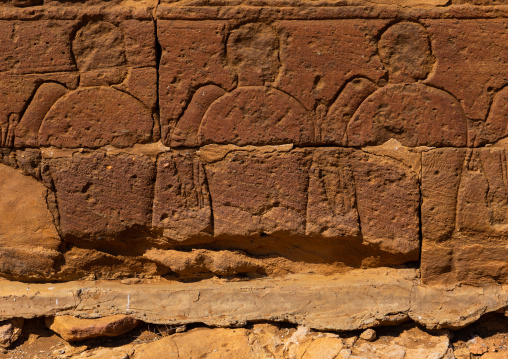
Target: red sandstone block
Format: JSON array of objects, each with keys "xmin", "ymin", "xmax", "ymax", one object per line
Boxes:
[
  {"xmin": 158, "ymin": 20, "xmax": 235, "ymax": 147},
  {"xmin": 153, "ymin": 151, "xmax": 213, "ymax": 242},
  {"xmin": 306, "ymin": 147, "xmax": 360, "ymax": 239},
  {"xmin": 159, "ymin": 20, "xmax": 386, "ymax": 148},
  {"xmin": 0, "ymin": 20, "xmax": 76, "ymax": 74},
  {"xmin": 424, "ymin": 19, "xmax": 508, "ymax": 123},
  {"xmin": 45, "ymin": 152, "xmax": 155, "ymax": 240},
  {"xmin": 157, "ymin": 19, "xmax": 508, "ymax": 148},
  {"xmin": 351, "ymin": 149, "xmax": 420, "ymax": 257},
  {"xmin": 422, "ymin": 148, "xmax": 508, "ymax": 285},
  {"xmin": 0, "ymin": 20, "xmax": 157, "ymax": 148},
  {"xmin": 203, "ymin": 148, "xmax": 311, "ymax": 238}
]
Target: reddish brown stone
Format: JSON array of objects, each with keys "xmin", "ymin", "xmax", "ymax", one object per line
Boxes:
[
  {"xmin": 319, "ymin": 78, "xmax": 377, "ymax": 146},
  {"xmin": 343, "ymin": 22, "xmax": 469, "ymax": 147},
  {"xmin": 347, "ymin": 83, "xmax": 467, "ymax": 147},
  {"xmin": 203, "ymin": 147, "xmax": 311, "ymax": 238},
  {"xmin": 454, "ymin": 244, "xmax": 508, "ymax": 285},
  {"xmin": 38, "ymin": 86, "xmax": 154, "ymax": 148},
  {"xmin": 0, "ymin": 20, "xmax": 76, "ymax": 74},
  {"xmin": 9, "ymin": 0, "xmax": 43, "ymax": 6},
  {"xmin": 153, "ymin": 151, "xmax": 213, "ymax": 242},
  {"xmin": 114, "ymin": 67, "xmax": 158, "ymax": 114},
  {"xmin": 421, "ymin": 241, "xmax": 455, "ymax": 285},
  {"xmin": 481, "ymin": 86, "xmax": 508, "ymax": 145},
  {"xmin": 9, "ymin": 20, "xmax": 157, "ymax": 149},
  {"xmin": 424, "ymin": 19, "xmax": 508, "ymax": 121},
  {"xmin": 46, "ymin": 315, "xmax": 140, "ymax": 342},
  {"xmin": 456, "ymin": 149, "xmax": 508, "ymax": 235},
  {"xmin": 118, "ymin": 20, "xmax": 157, "ymax": 68},
  {"xmin": 46, "ymin": 152, "xmax": 155, "ymax": 239},
  {"xmin": 170, "ymin": 85, "xmax": 226, "ymax": 147},
  {"xmin": 306, "ymin": 148, "xmax": 360, "ymax": 238},
  {"xmin": 58, "ymin": 246, "xmax": 165, "ymax": 281},
  {"xmin": 277, "ymin": 20, "xmax": 386, "ymax": 111},
  {"xmin": 158, "ymin": 20, "xmax": 235, "ymax": 146},
  {"xmin": 14, "ymin": 82, "xmax": 69, "ymax": 147},
  {"xmin": 1, "ymin": 73, "xmax": 78, "ymax": 148},
  {"xmin": 161, "ymin": 20, "xmax": 386, "ymax": 147},
  {"xmin": 420, "ymin": 149, "xmax": 465, "ymax": 284},
  {"xmin": 352, "ymin": 151, "xmax": 420, "ymax": 256},
  {"xmin": 165, "ymin": 22, "xmax": 315, "ymax": 147},
  {"xmin": 198, "ymin": 86, "xmax": 314, "ymax": 146},
  {"xmin": 378, "ymin": 22, "xmax": 435, "ymax": 85},
  {"xmin": 422, "ymin": 148, "xmax": 466, "ymax": 243},
  {"xmin": 422, "ymin": 148, "xmax": 508, "ymax": 285}
]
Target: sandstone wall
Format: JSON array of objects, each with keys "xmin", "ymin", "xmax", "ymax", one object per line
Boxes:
[{"xmin": 0, "ymin": 0, "xmax": 508, "ymax": 289}]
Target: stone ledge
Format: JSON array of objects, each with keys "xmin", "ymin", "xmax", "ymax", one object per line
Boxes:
[{"xmin": 1, "ymin": 268, "xmax": 507, "ymax": 331}]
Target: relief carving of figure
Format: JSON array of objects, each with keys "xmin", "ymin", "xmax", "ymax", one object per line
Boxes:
[
  {"xmin": 15, "ymin": 21, "xmax": 154, "ymax": 148},
  {"xmin": 480, "ymin": 85, "xmax": 508, "ymax": 145},
  {"xmin": 329, "ymin": 22, "xmax": 468, "ymax": 147},
  {"xmin": 170, "ymin": 23, "xmax": 315, "ymax": 147}
]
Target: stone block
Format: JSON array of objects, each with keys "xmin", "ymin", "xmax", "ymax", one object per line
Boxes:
[
  {"xmin": 422, "ymin": 148, "xmax": 508, "ymax": 284},
  {"xmin": 160, "ymin": 20, "xmax": 387, "ymax": 148},
  {"xmin": 153, "ymin": 151, "xmax": 213, "ymax": 242},
  {"xmin": 306, "ymin": 147, "xmax": 360, "ymax": 239},
  {"xmin": 45, "ymin": 315, "xmax": 140, "ymax": 342},
  {"xmin": 45, "ymin": 152, "xmax": 155, "ymax": 240},
  {"xmin": 203, "ymin": 146, "xmax": 311, "ymax": 238},
  {"xmin": 0, "ymin": 164, "xmax": 61, "ymax": 280},
  {"xmin": 352, "ymin": 144, "xmax": 420, "ymax": 257},
  {"xmin": 3, "ymin": 20, "xmax": 158, "ymax": 148}
]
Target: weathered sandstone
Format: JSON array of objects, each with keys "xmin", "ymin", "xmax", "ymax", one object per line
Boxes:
[{"xmin": 0, "ymin": 0, "xmax": 508, "ymax": 354}]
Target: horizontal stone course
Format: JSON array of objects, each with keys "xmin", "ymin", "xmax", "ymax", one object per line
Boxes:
[{"xmin": 0, "ymin": 1, "xmax": 508, "ymax": 289}]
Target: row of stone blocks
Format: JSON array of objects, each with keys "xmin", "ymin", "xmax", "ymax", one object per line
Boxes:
[
  {"xmin": 2, "ymin": 144, "xmax": 508, "ymax": 285},
  {"xmin": 1, "ymin": 2, "xmax": 508, "ymax": 287},
  {"xmin": 0, "ymin": 18, "xmax": 508, "ymax": 148}
]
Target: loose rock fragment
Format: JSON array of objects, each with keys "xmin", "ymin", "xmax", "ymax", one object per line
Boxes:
[
  {"xmin": 359, "ymin": 328, "xmax": 377, "ymax": 341},
  {"xmin": 45, "ymin": 315, "xmax": 140, "ymax": 342},
  {"xmin": 0, "ymin": 318, "xmax": 23, "ymax": 348}
]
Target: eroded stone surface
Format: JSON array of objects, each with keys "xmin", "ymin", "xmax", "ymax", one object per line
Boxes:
[
  {"xmin": 306, "ymin": 148, "xmax": 360, "ymax": 239},
  {"xmin": 425, "ymin": 19, "xmax": 508, "ymax": 123},
  {"xmin": 352, "ymin": 149, "xmax": 420, "ymax": 257},
  {"xmin": 204, "ymin": 147, "xmax": 311, "ymax": 238},
  {"xmin": 10, "ymin": 20, "xmax": 157, "ymax": 149},
  {"xmin": 158, "ymin": 20, "xmax": 235, "ymax": 147},
  {"xmin": 45, "ymin": 152, "xmax": 155, "ymax": 241},
  {"xmin": 153, "ymin": 151, "xmax": 212, "ymax": 242},
  {"xmin": 1, "ymin": 0, "xmax": 508, "ymax": 346},
  {"xmin": 422, "ymin": 148, "xmax": 508, "ymax": 285},
  {"xmin": 347, "ymin": 83, "xmax": 467, "ymax": 147},
  {"xmin": 0, "ymin": 164, "xmax": 60, "ymax": 281}
]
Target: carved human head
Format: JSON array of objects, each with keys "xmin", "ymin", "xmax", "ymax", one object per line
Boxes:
[
  {"xmin": 226, "ymin": 23, "xmax": 281, "ymax": 86},
  {"xmin": 72, "ymin": 22, "xmax": 127, "ymax": 86},
  {"xmin": 378, "ymin": 22, "xmax": 435, "ymax": 83}
]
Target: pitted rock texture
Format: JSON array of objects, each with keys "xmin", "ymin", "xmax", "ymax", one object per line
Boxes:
[{"xmin": 2, "ymin": 0, "xmax": 508, "ymax": 351}]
